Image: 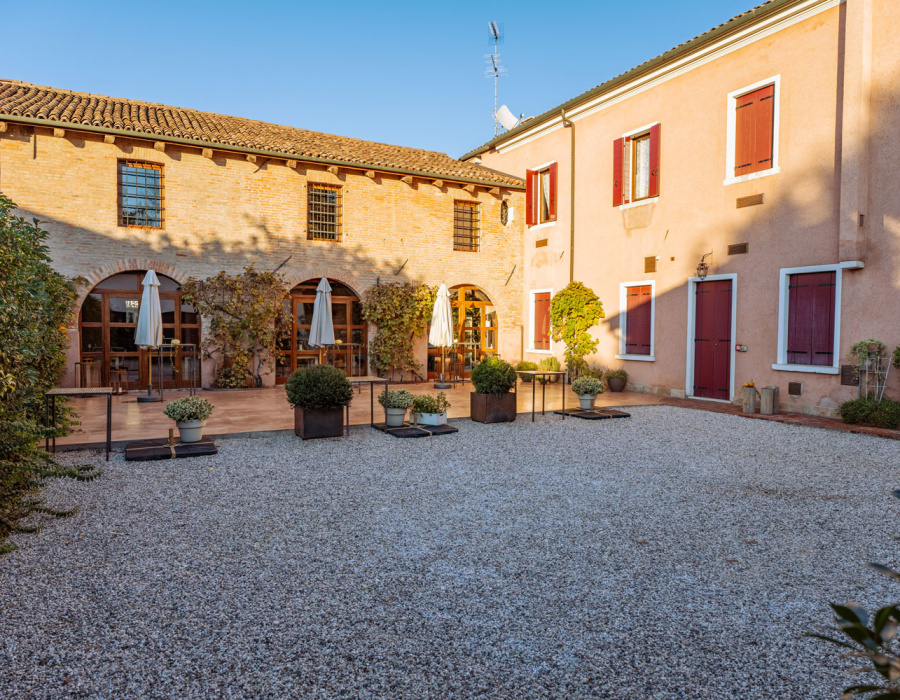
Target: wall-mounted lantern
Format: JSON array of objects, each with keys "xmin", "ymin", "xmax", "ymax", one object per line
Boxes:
[{"xmin": 696, "ymin": 252, "xmax": 713, "ymax": 280}]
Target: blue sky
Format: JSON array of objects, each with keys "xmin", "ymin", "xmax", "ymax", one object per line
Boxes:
[{"xmin": 1, "ymin": 0, "xmax": 758, "ymax": 158}]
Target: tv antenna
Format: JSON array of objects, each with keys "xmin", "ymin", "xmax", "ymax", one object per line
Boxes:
[{"xmin": 485, "ymin": 21, "xmax": 507, "ymax": 136}]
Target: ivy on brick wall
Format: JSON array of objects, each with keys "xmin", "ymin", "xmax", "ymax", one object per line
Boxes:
[
  {"xmin": 181, "ymin": 265, "xmax": 291, "ymax": 388},
  {"xmin": 362, "ymin": 282, "xmax": 436, "ymax": 378}
]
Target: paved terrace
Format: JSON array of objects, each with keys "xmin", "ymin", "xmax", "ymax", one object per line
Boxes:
[{"xmin": 55, "ymin": 381, "xmax": 663, "ymax": 449}]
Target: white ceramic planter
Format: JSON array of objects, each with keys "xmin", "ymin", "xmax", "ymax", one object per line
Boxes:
[
  {"xmin": 578, "ymin": 395, "xmax": 597, "ymax": 410},
  {"xmin": 384, "ymin": 407, "xmax": 407, "ymax": 427},
  {"xmin": 176, "ymin": 419, "xmax": 205, "ymax": 443},
  {"xmin": 415, "ymin": 412, "xmax": 447, "ymax": 426}
]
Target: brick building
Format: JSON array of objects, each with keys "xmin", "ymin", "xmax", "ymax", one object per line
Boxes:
[
  {"xmin": 0, "ymin": 81, "xmax": 525, "ymax": 389},
  {"xmin": 464, "ymin": 0, "xmax": 900, "ymax": 416}
]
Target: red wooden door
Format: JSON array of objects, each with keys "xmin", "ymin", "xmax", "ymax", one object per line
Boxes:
[{"xmin": 693, "ymin": 280, "xmax": 733, "ymax": 400}]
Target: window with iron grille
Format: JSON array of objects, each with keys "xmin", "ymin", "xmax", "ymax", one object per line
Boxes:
[
  {"xmin": 453, "ymin": 201, "xmax": 480, "ymax": 252},
  {"xmin": 118, "ymin": 161, "xmax": 164, "ymax": 228},
  {"xmin": 307, "ymin": 184, "xmax": 342, "ymax": 241}
]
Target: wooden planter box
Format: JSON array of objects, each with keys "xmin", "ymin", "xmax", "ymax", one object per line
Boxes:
[
  {"xmin": 470, "ymin": 392, "xmax": 517, "ymax": 423},
  {"xmin": 294, "ymin": 407, "xmax": 344, "ymax": 439}
]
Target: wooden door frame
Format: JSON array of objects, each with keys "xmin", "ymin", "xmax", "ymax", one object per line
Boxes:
[{"xmin": 685, "ymin": 273, "xmax": 737, "ymax": 402}]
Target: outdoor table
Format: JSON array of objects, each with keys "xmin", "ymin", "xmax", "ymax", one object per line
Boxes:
[
  {"xmin": 515, "ymin": 370, "xmax": 568, "ymax": 422},
  {"xmin": 347, "ymin": 376, "xmax": 389, "ymax": 435},
  {"xmin": 44, "ymin": 387, "xmax": 113, "ymax": 461}
]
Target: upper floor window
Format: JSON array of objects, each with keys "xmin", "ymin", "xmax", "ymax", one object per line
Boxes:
[
  {"xmin": 308, "ymin": 184, "xmax": 342, "ymax": 242},
  {"xmin": 613, "ymin": 124, "xmax": 660, "ymax": 206},
  {"xmin": 118, "ymin": 161, "xmax": 163, "ymax": 228},
  {"xmin": 453, "ymin": 201, "xmax": 480, "ymax": 252},
  {"xmin": 525, "ymin": 163, "xmax": 557, "ymax": 226},
  {"xmin": 726, "ymin": 76, "xmax": 780, "ymax": 184}
]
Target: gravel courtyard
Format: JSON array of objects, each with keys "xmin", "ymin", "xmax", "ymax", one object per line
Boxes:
[{"xmin": 2, "ymin": 406, "xmax": 900, "ymax": 699}]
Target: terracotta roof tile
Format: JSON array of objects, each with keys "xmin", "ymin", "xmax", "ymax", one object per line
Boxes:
[{"xmin": 0, "ymin": 80, "xmax": 523, "ymax": 188}]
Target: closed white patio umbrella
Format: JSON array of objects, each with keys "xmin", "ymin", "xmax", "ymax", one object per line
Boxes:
[
  {"xmin": 134, "ymin": 270, "xmax": 164, "ymax": 402},
  {"xmin": 429, "ymin": 284, "xmax": 454, "ymax": 388},
  {"xmin": 308, "ymin": 278, "xmax": 335, "ymax": 351}
]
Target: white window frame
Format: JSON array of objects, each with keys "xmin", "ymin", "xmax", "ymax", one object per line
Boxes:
[
  {"xmin": 528, "ymin": 161, "xmax": 556, "ymax": 230},
  {"xmin": 771, "ymin": 260, "xmax": 863, "ymax": 375},
  {"xmin": 528, "ymin": 288, "xmax": 554, "ymax": 354},
  {"xmin": 724, "ymin": 75, "xmax": 781, "ymax": 186},
  {"xmin": 618, "ymin": 122, "xmax": 660, "ymax": 209},
  {"xmin": 684, "ymin": 273, "xmax": 738, "ymax": 402},
  {"xmin": 616, "ymin": 280, "xmax": 656, "ymax": 362}
]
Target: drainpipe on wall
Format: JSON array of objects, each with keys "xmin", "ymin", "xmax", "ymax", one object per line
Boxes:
[{"xmin": 561, "ymin": 109, "xmax": 575, "ymax": 283}]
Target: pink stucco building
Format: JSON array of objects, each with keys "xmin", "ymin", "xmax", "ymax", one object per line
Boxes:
[{"xmin": 464, "ymin": 0, "xmax": 899, "ymax": 416}]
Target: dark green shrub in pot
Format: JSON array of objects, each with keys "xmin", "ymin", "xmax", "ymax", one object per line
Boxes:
[
  {"xmin": 285, "ymin": 365, "xmax": 352, "ymax": 439},
  {"xmin": 471, "ymin": 357, "xmax": 517, "ymax": 395},
  {"xmin": 470, "ymin": 357, "xmax": 517, "ymax": 423},
  {"xmin": 606, "ymin": 367, "xmax": 628, "ymax": 393},
  {"xmin": 515, "ymin": 360, "xmax": 538, "ymax": 382}
]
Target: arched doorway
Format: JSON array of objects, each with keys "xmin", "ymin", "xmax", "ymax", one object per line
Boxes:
[
  {"xmin": 78, "ymin": 271, "xmax": 200, "ymax": 389},
  {"xmin": 276, "ymin": 279, "xmax": 368, "ymax": 382},
  {"xmin": 427, "ymin": 284, "xmax": 498, "ymax": 379}
]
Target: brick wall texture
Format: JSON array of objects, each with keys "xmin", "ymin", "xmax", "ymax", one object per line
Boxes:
[{"xmin": 0, "ymin": 124, "xmax": 525, "ymax": 386}]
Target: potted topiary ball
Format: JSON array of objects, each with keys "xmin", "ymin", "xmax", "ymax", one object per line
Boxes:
[
  {"xmin": 606, "ymin": 368, "xmax": 628, "ymax": 393},
  {"xmin": 378, "ymin": 388, "xmax": 414, "ymax": 427},
  {"xmin": 164, "ymin": 395, "xmax": 215, "ymax": 443},
  {"xmin": 572, "ymin": 376, "xmax": 604, "ymax": 410},
  {"xmin": 411, "ymin": 392, "xmax": 451, "ymax": 426},
  {"xmin": 470, "ymin": 357, "xmax": 517, "ymax": 423},
  {"xmin": 285, "ymin": 364, "xmax": 353, "ymax": 439}
]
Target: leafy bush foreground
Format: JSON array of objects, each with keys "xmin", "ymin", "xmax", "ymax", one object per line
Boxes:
[{"xmin": 0, "ymin": 193, "xmax": 100, "ymax": 554}]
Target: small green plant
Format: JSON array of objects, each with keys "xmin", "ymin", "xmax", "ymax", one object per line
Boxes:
[
  {"xmin": 285, "ymin": 365, "xmax": 353, "ymax": 410},
  {"xmin": 378, "ymin": 388, "xmax": 414, "ymax": 409},
  {"xmin": 164, "ymin": 395, "xmax": 215, "ymax": 422},
  {"xmin": 537, "ymin": 356, "xmax": 562, "ymax": 384},
  {"xmin": 411, "ymin": 392, "xmax": 451, "ymax": 415},
  {"xmin": 847, "ymin": 339, "xmax": 887, "ymax": 376},
  {"xmin": 839, "ymin": 397, "xmax": 900, "ymax": 430},
  {"xmin": 809, "ymin": 490, "xmax": 900, "ymax": 699},
  {"xmin": 515, "ymin": 361, "xmax": 538, "ymax": 383},
  {"xmin": 606, "ymin": 368, "xmax": 628, "ymax": 380},
  {"xmin": 893, "ymin": 346, "xmax": 900, "ymax": 370},
  {"xmin": 471, "ymin": 357, "xmax": 517, "ymax": 395},
  {"xmin": 572, "ymin": 376, "xmax": 604, "ymax": 396}
]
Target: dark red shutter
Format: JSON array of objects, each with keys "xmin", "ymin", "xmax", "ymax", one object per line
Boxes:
[
  {"xmin": 787, "ymin": 271, "xmax": 835, "ymax": 366},
  {"xmin": 547, "ymin": 163, "xmax": 557, "ymax": 221},
  {"xmin": 754, "ymin": 84, "xmax": 775, "ymax": 172},
  {"xmin": 612, "ymin": 138, "xmax": 623, "ymax": 206},
  {"xmin": 534, "ymin": 292, "xmax": 551, "ymax": 350},
  {"xmin": 648, "ymin": 124, "xmax": 660, "ymax": 198},
  {"xmin": 735, "ymin": 85, "xmax": 775, "ymax": 177},
  {"xmin": 525, "ymin": 169, "xmax": 536, "ymax": 226},
  {"xmin": 625, "ymin": 285, "xmax": 652, "ymax": 355},
  {"xmin": 735, "ymin": 92, "xmax": 754, "ymax": 177}
]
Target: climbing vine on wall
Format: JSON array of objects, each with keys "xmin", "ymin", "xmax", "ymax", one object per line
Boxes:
[
  {"xmin": 181, "ymin": 265, "xmax": 290, "ymax": 388},
  {"xmin": 362, "ymin": 282, "xmax": 436, "ymax": 377},
  {"xmin": 549, "ymin": 281, "xmax": 605, "ymax": 376}
]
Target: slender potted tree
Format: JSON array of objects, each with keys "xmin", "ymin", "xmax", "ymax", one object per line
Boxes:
[
  {"xmin": 164, "ymin": 395, "xmax": 215, "ymax": 443},
  {"xmin": 286, "ymin": 365, "xmax": 353, "ymax": 439},
  {"xmin": 470, "ymin": 357, "xmax": 517, "ymax": 423}
]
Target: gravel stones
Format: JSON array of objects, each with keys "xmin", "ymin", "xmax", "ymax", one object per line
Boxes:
[{"xmin": 2, "ymin": 406, "xmax": 899, "ymax": 698}]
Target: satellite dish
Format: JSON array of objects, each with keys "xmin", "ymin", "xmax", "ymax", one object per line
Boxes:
[{"xmin": 496, "ymin": 105, "xmax": 519, "ymax": 131}]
